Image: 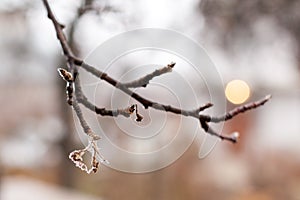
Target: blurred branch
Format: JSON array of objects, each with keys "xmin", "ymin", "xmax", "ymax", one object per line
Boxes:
[
  {"xmin": 78, "ymin": 4, "xmax": 119, "ymax": 16},
  {"xmin": 42, "ymin": 0, "xmax": 271, "ymax": 173}
]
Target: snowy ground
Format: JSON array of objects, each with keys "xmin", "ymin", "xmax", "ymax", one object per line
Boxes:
[{"xmin": 1, "ymin": 176, "xmax": 101, "ymax": 200}]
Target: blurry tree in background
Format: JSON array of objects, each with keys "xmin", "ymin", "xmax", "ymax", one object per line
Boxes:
[
  {"xmin": 200, "ymin": 0, "xmax": 300, "ymax": 70},
  {"xmin": 0, "ymin": 0, "xmax": 300, "ymax": 200}
]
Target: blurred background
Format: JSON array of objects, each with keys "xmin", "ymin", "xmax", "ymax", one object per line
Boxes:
[{"xmin": 1, "ymin": 0, "xmax": 300, "ymax": 199}]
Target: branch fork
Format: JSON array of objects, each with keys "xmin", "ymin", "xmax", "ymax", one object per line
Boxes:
[{"xmin": 43, "ymin": 0, "xmax": 271, "ymax": 173}]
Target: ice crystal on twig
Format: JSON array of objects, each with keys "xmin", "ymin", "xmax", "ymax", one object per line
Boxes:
[{"xmin": 69, "ymin": 139, "xmax": 108, "ymax": 174}]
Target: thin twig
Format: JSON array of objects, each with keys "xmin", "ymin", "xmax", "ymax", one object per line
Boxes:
[
  {"xmin": 123, "ymin": 62, "xmax": 175, "ymax": 88},
  {"xmin": 72, "ymin": 99, "xmax": 100, "ymax": 140},
  {"xmin": 74, "ymin": 75, "xmax": 135, "ymax": 118},
  {"xmin": 196, "ymin": 102, "xmax": 214, "ymax": 113},
  {"xmin": 210, "ymin": 95, "xmax": 272, "ymax": 123},
  {"xmin": 42, "ymin": 0, "xmax": 74, "ymax": 68}
]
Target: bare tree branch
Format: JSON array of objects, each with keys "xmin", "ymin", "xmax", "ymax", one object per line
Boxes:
[
  {"xmin": 210, "ymin": 95, "xmax": 272, "ymax": 123},
  {"xmin": 42, "ymin": 0, "xmax": 73, "ymax": 66},
  {"xmin": 72, "ymin": 99, "xmax": 100, "ymax": 140},
  {"xmin": 196, "ymin": 102, "xmax": 214, "ymax": 113},
  {"xmin": 74, "ymin": 75, "xmax": 135, "ymax": 118},
  {"xmin": 42, "ymin": 0, "xmax": 271, "ymax": 173}
]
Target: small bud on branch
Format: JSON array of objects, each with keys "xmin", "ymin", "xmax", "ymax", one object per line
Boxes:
[
  {"xmin": 57, "ymin": 68, "xmax": 73, "ymax": 82},
  {"xmin": 42, "ymin": 0, "xmax": 271, "ymax": 173}
]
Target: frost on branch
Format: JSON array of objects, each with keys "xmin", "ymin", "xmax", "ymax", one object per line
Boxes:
[
  {"xmin": 43, "ymin": 0, "xmax": 271, "ymax": 174},
  {"xmin": 57, "ymin": 68, "xmax": 74, "ymax": 105},
  {"xmin": 69, "ymin": 139, "xmax": 109, "ymax": 174}
]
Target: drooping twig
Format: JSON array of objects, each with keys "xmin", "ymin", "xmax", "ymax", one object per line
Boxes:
[
  {"xmin": 57, "ymin": 67, "xmax": 104, "ymax": 173},
  {"xmin": 43, "ymin": 0, "xmax": 271, "ymax": 173},
  {"xmin": 199, "ymin": 115, "xmax": 239, "ymax": 143},
  {"xmin": 134, "ymin": 104, "xmax": 144, "ymax": 122}
]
